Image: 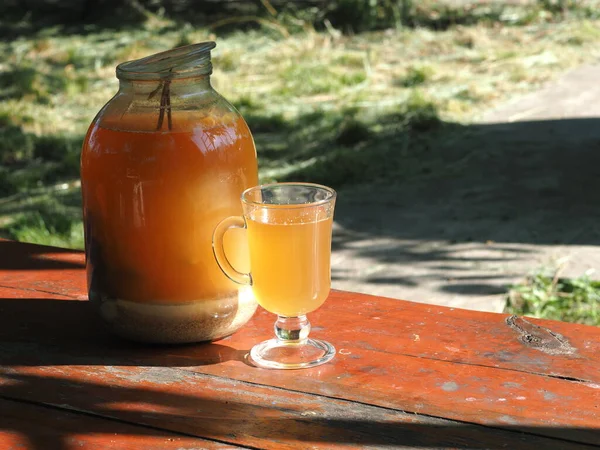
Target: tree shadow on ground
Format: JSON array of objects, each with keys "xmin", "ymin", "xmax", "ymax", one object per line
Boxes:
[
  {"xmin": 249, "ymin": 108, "xmax": 600, "ymax": 247},
  {"xmin": 327, "ymin": 118, "xmax": 600, "ymax": 294},
  {"xmin": 246, "ymin": 107, "xmax": 600, "ymax": 299},
  {"xmin": 329, "ymin": 118, "xmax": 600, "ymax": 247}
]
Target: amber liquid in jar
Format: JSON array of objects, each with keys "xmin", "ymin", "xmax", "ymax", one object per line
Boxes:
[{"xmin": 82, "ymin": 112, "xmax": 258, "ymax": 342}]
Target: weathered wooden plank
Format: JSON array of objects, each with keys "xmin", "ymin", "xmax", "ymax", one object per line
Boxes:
[
  {"xmin": 1, "ymin": 299, "xmax": 596, "ymax": 445},
  {"xmin": 317, "ymin": 290, "xmax": 600, "ymax": 383},
  {"xmin": 191, "ymin": 347, "xmax": 600, "ymax": 444},
  {"xmin": 0, "ymin": 397, "xmax": 240, "ymax": 450},
  {"xmin": 218, "ymin": 291, "xmax": 600, "ymax": 388},
  {"xmin": 1, "ymin": 243, "xmax": 599, "ymax": 446},
  {"xmin": 0, "ymin": 295, "xmax": 597, "ymax": 446},
  {"xmin": 0, "ymin": 366, "xmax": 592, "ymax": 450},
  {"xmin": 1, "ymin": 242, "xmax": 597, "ymax": 384},
  {"xmin": 0, "ymin": 285, "xmax": 74, "ymax": 299},
  {"xmin": 0, "ymin": 240, "xmax": 86, "ymax": 299},
  {"xmin": 192, "ymin": 304, "xmax": 600, "ymax": 444}
]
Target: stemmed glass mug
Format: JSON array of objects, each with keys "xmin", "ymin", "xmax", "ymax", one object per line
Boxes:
[{"xmin": 212, "ymin": 182, "xmax": 336, "ymax": 369}]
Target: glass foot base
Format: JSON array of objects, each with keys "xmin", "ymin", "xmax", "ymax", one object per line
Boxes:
[{"xmin": 250, "ymin": 338, "xmax": 335, "ymax": 370}]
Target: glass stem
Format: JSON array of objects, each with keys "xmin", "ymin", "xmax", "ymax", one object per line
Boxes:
[{"xmin": 274, "ymin": 315, "xmax": 310, "ymax": 344}]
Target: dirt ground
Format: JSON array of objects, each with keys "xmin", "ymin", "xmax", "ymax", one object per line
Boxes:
[{"xmin": 331, "ymin": 64, "xmax": 600, "ymax": 312}]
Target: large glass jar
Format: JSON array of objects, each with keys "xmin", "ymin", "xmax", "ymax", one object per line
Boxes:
[{"xmin": 81, "ymin": 43, "xmax": 259, "ymax": 343}]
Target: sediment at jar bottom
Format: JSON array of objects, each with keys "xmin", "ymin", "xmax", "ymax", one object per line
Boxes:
[{"xmin": 89, "ymin": 287, "xmax": 258, "ymax": 344}]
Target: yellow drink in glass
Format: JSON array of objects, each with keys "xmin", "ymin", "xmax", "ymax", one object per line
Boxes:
[
  {"xmin": 213, "ymin": 182, "xmax": 337, "ymax": 369},
  {"xmin": 246, "ymin": 213, "xmax": 332, "ymax": 317}
]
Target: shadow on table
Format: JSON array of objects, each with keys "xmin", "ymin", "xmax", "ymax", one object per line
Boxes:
[
  {"xmin": 0, "ymin": 240, "xmax": 84, "ymax": 271},
  {"xmin": 0, "ymin": 297, "xmax": 248, "ymax": 367},
  {"xmin": 0, "ymin": 299, "xmax": 597, "ymax": 448},
  {"xmin": 0, "ymin": 370, "xmax": 597, "ymax": 450}
]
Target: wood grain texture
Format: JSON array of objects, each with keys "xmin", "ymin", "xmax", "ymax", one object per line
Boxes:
[
  {"xmin": 0, "ymin": 241, "xmax": 599, "ymax": 448},
  {"xmin": 0, "ymin": 240, "xmax": 86, "ymax": 299},
  {"xmin": 0, "ymin": 397, "xmax": 240, "ymax": 450},
  {"xmin": 1, "ymin": 241, "xmax": 597, "ymax": 379},
  {"xmin": 0, "ymin": 366, "xmax": 594, "ymax": 450}
]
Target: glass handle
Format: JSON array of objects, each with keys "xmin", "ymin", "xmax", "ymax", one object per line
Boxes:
[{"xmin": 212, "ymin": 216, "xmax": 252, "ymax": 286}]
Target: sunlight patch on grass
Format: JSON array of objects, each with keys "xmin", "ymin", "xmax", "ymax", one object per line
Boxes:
[
  {"xmin": 3, "ymin": 15, "xmax": 600, "ymax": 137},
  {"xmin": 2, "ymin": 6, "xmax": 600, "ymax": 252},
  {"xmin": 6, "ymin": 213, "xmax": 84, "ymax": 249}
]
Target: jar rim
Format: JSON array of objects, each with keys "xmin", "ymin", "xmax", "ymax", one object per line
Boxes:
[{"xmin": 116, "ymin": 42, "xmax": 216, "ymax": 81}]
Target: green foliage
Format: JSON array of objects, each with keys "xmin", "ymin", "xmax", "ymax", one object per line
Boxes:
[
  {"xmin": 0, "ymin": 66, "xmax": 38, "ymax": 98},
  {"xmin": 1, "ymin": 1, "xmax": 600, "ymax": 253},
  {"xmin": 213, "ymin": 52, "xmax": 237, "ymax": 72},
  {"xmin": 34, "ymin": 134, "xmax": 83, "ymax": 183},
  {"xmin": 0, "ymin": 64, "xmax": 68, "ymax": 102},
  {"xmin": 0, "ymin": 115, "xmax": 35, "ymax": 165},
  {"xmin": 279, "ymin": 63, "xmax": 365, "ymax": 96},
  {"xmin": 561, "ymin": 20, "xmax": 600, "ymax": 45},
  {"xmin": 0, "ymin": 168, "xmax": 14, "ymax": 196},
  {"xmin": 506, "ymin": 271, "xmax": 600, "ymax": 326},
  {"xmin": 537, "ymin": 0, "xmax": 572, "ymax": 15},
  {"xmin": 3, "ymin": 199, "xmax": 84, "ymax": 249},
  {"xmin": 3, "ymin": 0, "xmax": 600, "ymax": 40},
  {"xmin": 530, "ymin": 0, "xmax": 600, "ymax": 21},
  {"xmin": 0, "ymin": 116, "xmax": 81, "ymax": 196},
  {"xmin": 397, "ymin": 91, "xmax": 441, "ymax": 131},
  {"xmin": 7, "ymin": 161, "xmax": 55, "ymax": 191},
  {"xmin": 454, "ymin": 87, "xmax": 482, "ymax": 104},
  {"xmin": 336, "ymin": 118, "xmax": 371, "ymax": 146},
  {"xmin": 322, "ymin": 0, "xmax": 409, "ymax": 32},
  {"xmin": 320, "ymin": 0, "xmax": 551, "ymax": 31},
  {"xmin": 253, "ymin": 97, "xmax": 446, "ymax": 189},
  {"xmin": 333, "ymin": 53, "xmax": 366, "ymax": 69},
  {"xmin": 397, "ymin": 66, "xmax": 434, "ymax": 87},
  {"xmin": 243, "ymin": 111, "xmax": 289, "ymax": 134}
]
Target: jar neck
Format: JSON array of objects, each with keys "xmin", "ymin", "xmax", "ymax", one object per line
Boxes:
[{"xmin": 119, "ymin": 75, "xmax": 212, "ymax": 97}]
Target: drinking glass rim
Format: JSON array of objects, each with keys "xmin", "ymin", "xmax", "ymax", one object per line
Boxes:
[{"xmin": 241, "ymin": 182, "xmax": 337, "ymax": 209}]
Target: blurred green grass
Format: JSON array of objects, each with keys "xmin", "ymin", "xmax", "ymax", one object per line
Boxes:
[
  {"xmin": 2, "ymin": 1, "xmax": 600, "ymax": 248},
  {"xmin": 506, "ymin": 270, "xmax": 600, "ymax": 326}
]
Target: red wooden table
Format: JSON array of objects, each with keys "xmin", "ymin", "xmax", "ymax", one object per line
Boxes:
[{"xmin": 0, "ymin": 240, "xmax": 598, "ymax": 449}]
